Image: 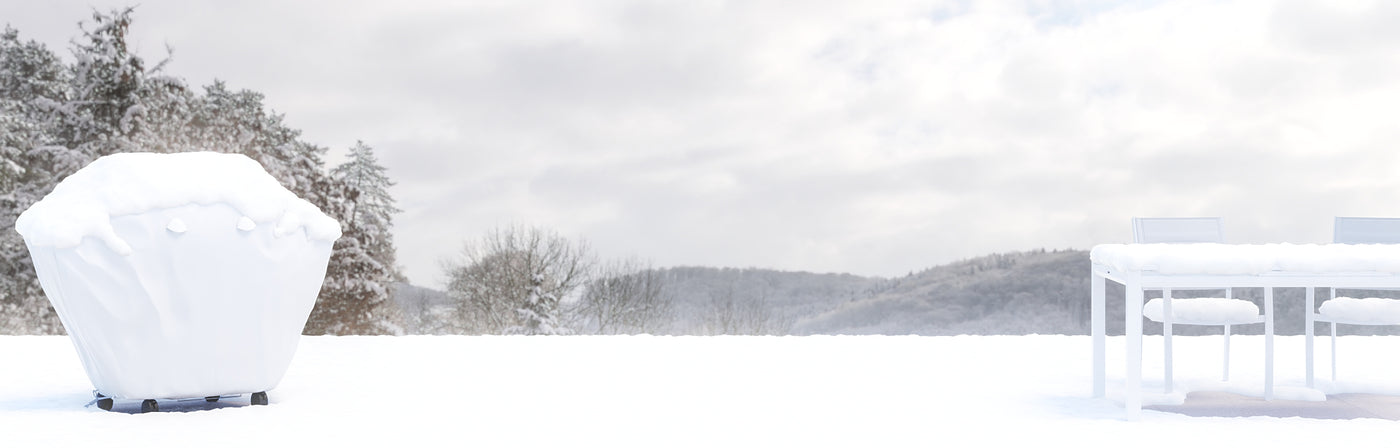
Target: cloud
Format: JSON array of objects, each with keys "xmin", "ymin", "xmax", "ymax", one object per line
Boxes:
[{"xmin": 7, "ymin": 0, "xmax": 1400, "ymax": 286}]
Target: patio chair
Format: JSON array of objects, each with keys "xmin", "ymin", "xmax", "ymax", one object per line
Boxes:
[
  {"xmin": 1309, "ymin": 217, "xmax": 1400, "ymax": 385},
  {"xmin": 1133, "ymin": 217, "xmax": 1265, "ymax": 388}
]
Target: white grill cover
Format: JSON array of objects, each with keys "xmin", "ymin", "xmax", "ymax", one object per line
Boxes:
[{"xmin": 17, "ymin": 152, "xmax": 340, "ymax": 400}]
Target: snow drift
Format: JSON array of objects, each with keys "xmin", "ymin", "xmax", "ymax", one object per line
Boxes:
[{"xmin": 15, "ymin": 152, "xmax": 340, "ymax": 400}]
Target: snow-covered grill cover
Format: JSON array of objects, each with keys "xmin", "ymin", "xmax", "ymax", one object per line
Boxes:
[{"xmin": 16, "ymin": 152, "xmax": 341, "ymax": 400}]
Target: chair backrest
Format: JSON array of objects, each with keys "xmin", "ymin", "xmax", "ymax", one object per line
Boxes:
[
  {"xmin": 1334, "ymin": 217, "xmax": 1400, "ymax": 244},
  {"xmin": 1132, "ymin": 217, "xmax": 1224, "ymax": 244}
]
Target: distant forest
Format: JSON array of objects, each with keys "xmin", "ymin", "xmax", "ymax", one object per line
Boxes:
[
  {"xmin": 398, "ymin": 249, "xmax": 1098, "ymax": 336},
  {"xmin": 400, "ymin": 248, "xmax": 1400, "ymax": 336}
]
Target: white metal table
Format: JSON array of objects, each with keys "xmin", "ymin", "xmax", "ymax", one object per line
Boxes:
[{"xmin": 1090, "ymin": 243, "xmax": 1400, "ymax": 419}]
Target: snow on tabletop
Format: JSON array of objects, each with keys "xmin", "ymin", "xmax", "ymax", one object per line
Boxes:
[
  {"xmin": 1091, "ymin": 243, "xmax": 1400, "ymax": 275},
  {"xmin": 1143, "ymin": 297, "xmax": 1260, "ymax": 324},
  {"xmin": 15, "ymin": 152, "xmax": 341, "ymax": 255},
  {"xmin": 1319, "ymin": 297, "xmax": 1400, "ymax": 325}
]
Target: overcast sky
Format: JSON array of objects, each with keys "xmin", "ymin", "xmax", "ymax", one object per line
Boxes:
[{"xmin": 6, "ymin": 0, "xmax": 1400, "ymax": 287}]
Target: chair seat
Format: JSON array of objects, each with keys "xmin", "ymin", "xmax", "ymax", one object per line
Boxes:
[
  {"xmin": 1318, "ymin": 297, "xmax": 1400, "ymax": 325},
  {"xmin": 1143, "ymin": 298, "xmax": 1262, "ymax": 325}
]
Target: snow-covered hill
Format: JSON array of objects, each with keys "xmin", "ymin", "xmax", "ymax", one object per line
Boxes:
[
  {"xmin": 395, "ymin": 250, "xmax": 1400, "ymax": 337},
  {"xmin": 3, "ymin": 335, "xmax": 1400, "ymax": 446},
  {"xmin": 795, "ymin": 249, "xmax": 1089, "ymax": 335},
  {"xmin": 656, "ymin": 266, "xmax": 887, "ymax": 334}
]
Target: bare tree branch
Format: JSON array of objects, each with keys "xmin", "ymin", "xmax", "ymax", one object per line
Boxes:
[
  {"xmin": 442, "ymin": 225, "xmax": 592, "ymax": 335},
  {"xmin": 574, "ymin": 258, "xmax": 674, "ymax": 335}
]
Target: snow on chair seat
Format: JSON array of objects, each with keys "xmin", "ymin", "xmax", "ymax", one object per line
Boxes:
[
  {"xmin": 1129, "ymin": 217, "xmax": 1263, "ymax": 388},
  {"xmin": 1318, "ymin": 297, "xmax": 1400, "ymax": 325},
  {"xmin": 1144, "ymin": 298, "xmax": 1263, "ymax": 326},
  {"xmin": 1308, "ymin": 217, "xmax": 1400, "ymax": 386}
]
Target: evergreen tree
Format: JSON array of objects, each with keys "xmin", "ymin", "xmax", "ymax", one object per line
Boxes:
[
  {"xmin": 190, "ymin": 81, "xmax": 319, "ymax": 190},
  {"xmin": 0, "ymin": 26, "xmax": 70, "ymax": 334},
  {"xmin": 183, "ymin": 68, "xmax": 400, "ymax": 336},
  {"xmin": 56, "ymin": 8, "xmax": 158, "ymax": 156},
  {"xmin": 300, "ymin": 153, "xmax": 404, "ymax": 335},
  {"xmin": 1, "ymin": 8, "xmax": 192, "ymax": 334},
  {"xmin": 1, "ymin": 9, "xmax": 407, "ymax": 334},
  {"xmin": 301, "ymin": 172, "xmax": 402, "ymax": 335},
  {"xmin": 508, "ymin": 273, "xmax": 567, "ymax": 335},
  {"xmin": 331, "ymin": 141, "xmax": 402, "ymax": 279},
  {"xmin": 301, "ymin": 140, "xmax": 406, "ymax": 335}
]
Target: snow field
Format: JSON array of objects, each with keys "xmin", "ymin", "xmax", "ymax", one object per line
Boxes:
[{"xmin": 2, "ymin": 335, "xmax": 1400, "ymax": 447}]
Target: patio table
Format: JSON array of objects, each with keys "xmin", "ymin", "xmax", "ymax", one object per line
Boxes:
[{"xmin": 1090, "ymin": 243, "xmax": 1400, "ymax": 419}]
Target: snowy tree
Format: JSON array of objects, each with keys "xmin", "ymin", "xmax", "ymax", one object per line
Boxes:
[
  {"xmin": 0, "ymin": 9, "xmax": 411, "ymax": 335},
  {"xmin": 332, "ymin": 142, "xmax": 400, "ymax": 238},
  {"xmin": 180, "ymin": 73, "xmax": 400, "ymax": 336},
  {"xmin": 301, "ymin": 160, "xmax": 403, "ymax": 335},
  {"xmin": 304, "ymin": 140, "xmax": 406, "ymax": 335},
  {"xmin": 573, "ymin": 258, "xmax": 673, "ymax": 335},
  {"xmin": 444, "ymin": 225, "xmax": 591, "ymax": 334},
  {"xmin": 52, "ymin": 8, "xmax": 177, "ymax": 156},
  {"xmin": 0, "ymin": 26, "xmax": 69, "ymax": 334},
  {"xmin": 0, "ymin": 8, "xmax": 193, "ymax": 334},
  {"xmin": 509, "ymin": 274, "xmax": 567, "ymax": 335},
  {"xmin": 331, "ymin": 141, "xmax": 401, "ymax": 279},
  {"xmin": 190, "ymin": 81, "xmax": 327, "ymax": 194}
]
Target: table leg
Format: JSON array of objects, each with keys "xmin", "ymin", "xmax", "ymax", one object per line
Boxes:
[
  {"xmin": 1264, "ymin": 287, "xmax": 1275, "ymax": 400},
  {"xmin": 1306, "ymin": 287, "xmax": 1315, "ymax": 388},
  {"xmin": 1163, "ymin": 288, "xmax": 1173, "ymax": 394},
  {"xmin": 1223, "ymin": 324, "xmax": 1231, "ymax": 381},
  {"xmin": 1092, "ymin": 271, "xmax": 1106, "ymax": 398},
  {"xmin": 1125, "ymin": 280, "xmax": 1143, "ymax": 419},
  {"xmin": 1224, "ymin": 287, "xmax": 1233, "ymax": 381}
]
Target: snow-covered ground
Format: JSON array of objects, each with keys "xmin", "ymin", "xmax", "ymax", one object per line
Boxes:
[{"xmin": 3, "ymin": 335, "xmax": 1400, "ymax": 446}]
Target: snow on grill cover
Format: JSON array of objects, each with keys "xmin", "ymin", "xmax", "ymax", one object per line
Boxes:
[{"xmin": 15, "ymin": 152, "xmax": 342, "ymax": 400}]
